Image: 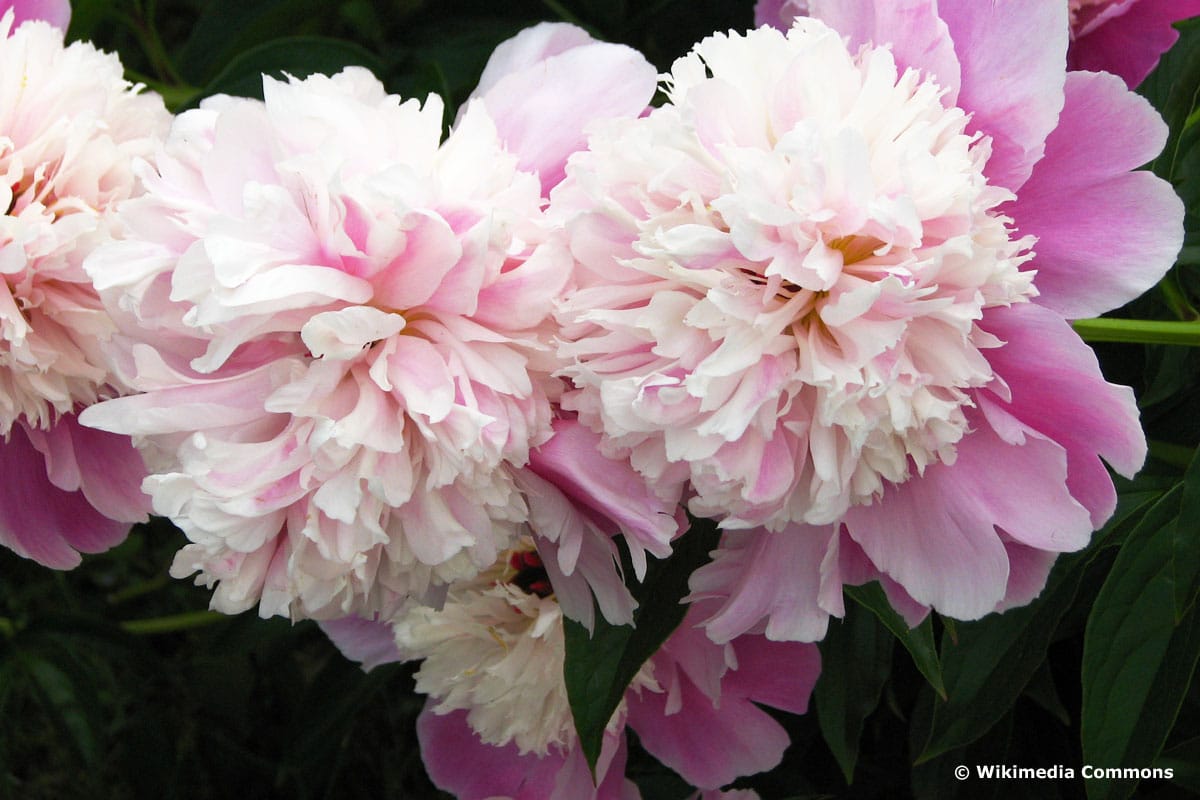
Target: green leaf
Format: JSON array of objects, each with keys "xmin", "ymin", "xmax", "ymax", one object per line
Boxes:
[
  {"xmin": 845, "ymin": 582, "xmax": 944, "ymax": 698},
  {"xmin": 1155, "ymin": 736, "xmax": 1200, "ymax": 793},
  {"xmin": 1173, "ymin": 448, "xmax": 1200, "ymax": 618},
  {"xmin": 176, "ymin": 0, "xmax": 332, "ymax": 85},
  {"xmin": 1081, "ymin": 483, "xmax": 1200, "ymax": 800},
  {"xmin": 563, "ymin": 517, "xmax": 721, "ymax": 773},
  {"xmin": 814, "ymin": 602, "xmax": 893, "ymax": 783},
  {"xmin": 199, "ymin": 36, "xmax": 386, "ymax": 103}
]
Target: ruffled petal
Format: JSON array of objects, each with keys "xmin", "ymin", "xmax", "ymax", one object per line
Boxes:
[
  {"xmin": 686, "ymin": 524, "xmax": 838, "ymax": 643},
  {"xmin": 807, "ymin": 0, "xmax": 961, "ymax": 101}
]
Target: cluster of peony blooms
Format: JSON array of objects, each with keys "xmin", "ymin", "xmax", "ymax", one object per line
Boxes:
[{"xmin": 2, "ymin": 0, "xmax": 1193, "ymax": 795}]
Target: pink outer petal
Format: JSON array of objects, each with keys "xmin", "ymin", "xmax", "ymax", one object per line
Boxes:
[
  {"xmin": 472, "ymin": 24, "xmax": 657, "ymax": 194},
  {"xmin": 0, "ymin": 423, "xmax": 134, "ymax": 569},
  {"xmin": 417, "ymin": 706, "xmax": 637, "ymax": 800},
  {"xmin": 1, "ymin": 0, "xmax": 70, "ymax": 30},
  {"xmin": 807, "ymin": 0, "xmax": 961, "ymax": 102},
  {"xmin": 1069, "ymin": 0, "xmax": 1200, "ymax": 89},
  {"xmin": 936, "ymin": 0, "xmax": 1068, "ymax": 192},
  {"xmin": 686, "ymin": 524, "xmax": 838, "ymax": 644},
  {"xmin": 980, "ymin": 302, "xmax": 1146, "ymax": 527},
  {"xmin": 29, "ymin": 414, "xmax": 151, "ymax": 524},
  {"xmin": 1007, "ymin": 71, "xmax": 1182, "ymax": 320},
  {"xmin": 843, "ymin": 404, "xmax": 1094, "ymax": 619},
  {"xmin": 995, "ymin": 539, "xmax": 1059, "ymax": 613},
  {"xmin": 317, "ymin": 616, "xmax": 403, "ymax": 671},
  {"xmin": 626, "ymin": 628, "xmax": 818, "ymax": 790}
]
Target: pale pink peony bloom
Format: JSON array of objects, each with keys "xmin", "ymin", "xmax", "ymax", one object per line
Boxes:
[
  {"xmin": 323, "ymin": 595, "xmax": 817, "ymax": 798},
  {"xmin": 0, "ymin": 11, "xmax": 165, "ymax": 567},
  {"xmin": 758, "ymin": 0, "xmax": 1200, "ymax": 89},
  {"xmin": 553, "ymin": 3, "xmax": 1183, "ymax": 640},
  {"xmin": 0, "ymin": 0, "xmax": 69, "ymax": 30},
  {"xmin": 80, "ymin": 26, "xmax": 658, "ymax": 620}
]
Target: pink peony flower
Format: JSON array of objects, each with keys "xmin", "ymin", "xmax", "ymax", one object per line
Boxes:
[
  {"xmin": 551, "ymin": 2, "xmax": 1183, "ymax": 641},
  {"xmin": 0, "ymin": 11, "xmax": 166, "ymax": 568},
  {"xmin": 323, "ymin": 597, "xmax": 818, "ymax": 798},
  {"xmin": 80, "ymin": 26, "xmax": 657, "ymax": 620},
  {"xmin": 758, "ymin": 0, "xmax": 1200, "ymax": 89}
]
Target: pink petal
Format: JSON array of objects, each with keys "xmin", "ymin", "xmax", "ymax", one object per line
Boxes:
[
  {"xmin": 980, "ymin": 302, "xmax": 1146, "ymax": 526},
  {"xmin": 995, "ymin": 538, "xmax": 1058, "ymax": 613},
  {"xmin": 719, "ymin": 633, "xmax": 820, "ymax": 717},
  {"xmin": 626, "ymin": 640, "xmax": 799, "ymax": 790},
  {"xmin": 529, "ymin": 417, "xmax": 681, "ymax": 577},
  {"xmin": 517, "ymin": 467, "xmax": 637, "ymax": 629},
  {"xmin": 754, "ymin": 0, "xmax": 800, "ymax": 28},
  {"xmin": 1007, "ymin": 71, "xmax": 1183, "ymax": 319},
  {"xmin": 318, "ymin": 616, "xmax": 404, "ymax": 671},
  {"xmin": 1069, "ymin": 0, "xmax": 1200, "ymax": 89},
  {"xmin": 0, "ymin": 423, "xmax": 133, "ymax": 569},
  {"xmin": 936, "ymin": 0, "xmax": 1068, "ymax": 191},
  {"xmin": 40, "ymin": 415, "xmax": 150, "ymax": 523},
  {"xmin": 472, "ymin": 24, "xmax": 657, "ymax": 193},
  {"xmin": 1, "ymin": 0, "xmax": 70, "ymax": 30},
  {"xmin": 686, "ymin": 524, "xmax": 838, "ymax": 643},
  {"xmin": 844, "ymin": 402, "xmax": 1094, "ymax": 619},
  {"xmin": 807, "ymin": 0, "xmax": 961, "ymax": 102},
  {"xmin": 417, "ymin": 706, "xmax": 636, "ymax": 800}
]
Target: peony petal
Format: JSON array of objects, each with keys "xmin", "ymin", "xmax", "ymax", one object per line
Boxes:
[
  {"xmin": 0, "ymin": 423, "xmax": 133, "ymax": 568},
  {"xmin": 529, "ymin": 418, "xmax": 681, "ymax": 577},
  {"xmin": 1007, "ymin": 71, "xmax": 1183, "ymax": 319},
  {"xmin": 1, "ymin": 1, "xmax": 70, "ymax": 30},
  {"xmin": 473, "ymin": 25, "xmax": 656, "ymax": 193},
  {"xmin": 626, "ymin": 649, "xmax": 794, "ymax": 790},
  {"xmin": 1069, "ymin": 0, "xmax": 1200, "ymax": 89},
  {"xmin": 980, "ymin": 302, "xmax": 1146, "ymax": 526},
  {"xmin": 687, "ymin": 524, "xmax": 838, "ymax": 643},
  {"xmin": 936, "ymin": 0, "xmax": 1068, "ymax": 191},
  {"xmin": 318, "ymin": 615, "xmax": 404, "ymax": 670},
  {"xmin": 417, "ymin": 706, "xmax": 636, "ymax": 800},
  {"xmin": 807, "ymin": 0, "xmax": 961, "ymax": 101}
]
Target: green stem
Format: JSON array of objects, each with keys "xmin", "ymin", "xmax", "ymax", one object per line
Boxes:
[
  {"xmin": 106, "ymin": 572, "xmax": 169, "ymax": 605},
  {"xmin": 120, "ymin": 610, "xmax": 226, "ymax": 635},
  {"xmin": 1072, "ymin": 318, "xmax": 1200, "ymax": 346}
]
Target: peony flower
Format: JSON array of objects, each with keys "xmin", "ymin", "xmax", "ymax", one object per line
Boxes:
[
  {"xmin": 551, "ymin": 3, "xmax": 1183, "ymax": 641},
  {"xmin": 323, "ymin": 583, "xmax": 818, "ymax": 799},
  {"xmin": 79, "ymin": 26, "xmax": 657, "ymax": 620},
  {"xmin": 0, "ymin": 11, "xmax": 166, "ymax": 568},
  {"xmin": 758, "ymin": 0, "xmax": 1200, "ymax": 89}
]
